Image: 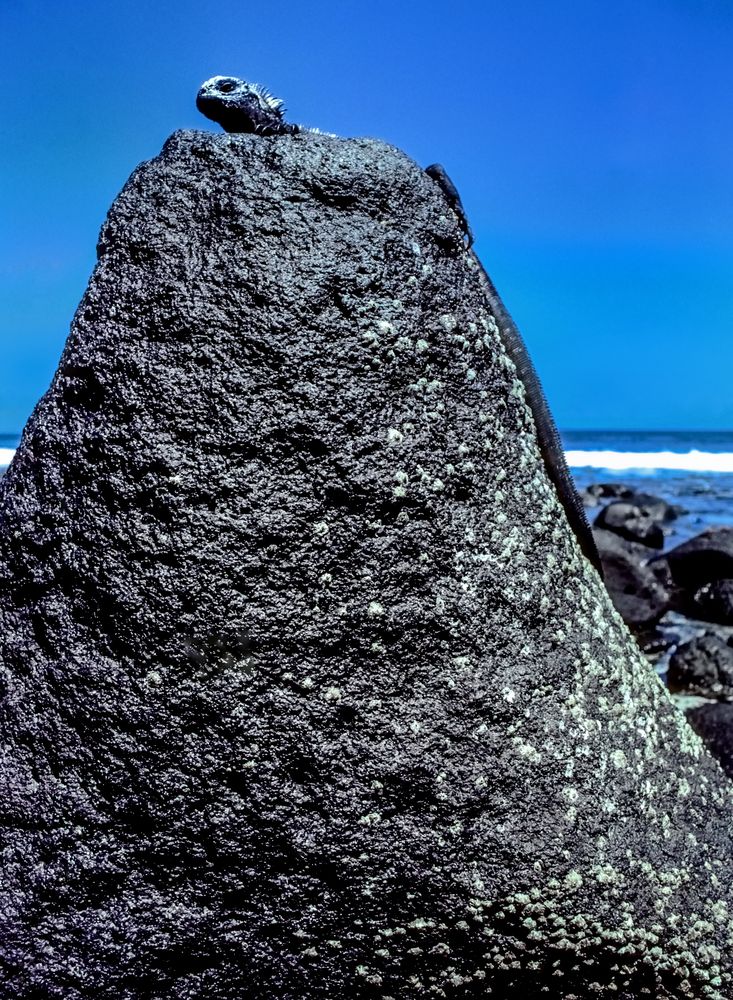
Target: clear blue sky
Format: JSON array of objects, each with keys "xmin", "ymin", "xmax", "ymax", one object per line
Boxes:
[{"xmin": 1, "ymin": 0, "xmax": 732, "ymax": 432}]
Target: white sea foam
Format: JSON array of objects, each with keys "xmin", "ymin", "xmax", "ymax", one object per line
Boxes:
[
  {"xmin": 565, "ymin": 450, "xmax": 733, "ymax": 473},
  {"xmin": 0, "ymin": 448, "xmax": 15, "ymax": 467}
]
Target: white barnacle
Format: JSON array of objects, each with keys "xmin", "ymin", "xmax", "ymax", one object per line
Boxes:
[
  {"xmin": 610, "ymin": 749, "xmax": 628, "ymax": 769},
  {"xmin": 564, "ymin": 871, "xmax": 583, "ymax": 890}
]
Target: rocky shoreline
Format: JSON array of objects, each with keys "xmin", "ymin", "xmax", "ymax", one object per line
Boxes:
[{"xmin": 584, "ymin": 481, "xmax": 733, "ymax": 775}]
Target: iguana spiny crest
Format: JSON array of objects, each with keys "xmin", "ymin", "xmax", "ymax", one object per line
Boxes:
[{"xmin": 196, "ymin": 76, "xmax": 299, "ymax": 135}]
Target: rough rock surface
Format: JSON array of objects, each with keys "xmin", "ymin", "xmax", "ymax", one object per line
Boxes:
[{"xmin": 2, "ymin": 130, "xmax": 733, "ymax": 999}]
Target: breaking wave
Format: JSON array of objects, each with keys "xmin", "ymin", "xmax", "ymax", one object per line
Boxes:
[{"xmin": 565, "ymin": 450, "xmax": 733, "ymax": 473}]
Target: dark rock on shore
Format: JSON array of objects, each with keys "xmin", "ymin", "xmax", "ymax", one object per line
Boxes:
[
  {"xmin": 581, "ymin": 484, "xmax": 684, "ymax": 524},
  {"xmin": 637, "ymin": 630, "xmax": 674, "ymax": 658},
  {"xmin": 593, "ymin": 528, "xmax": 670, "ymax": 627},
  {"xmin": 594, "ymin": 500, "xmax": 665, "ymax": 548},
  {"xmin": 658, "ymin": 525, "xmax": 733, "ymax": 589},
  {"xmin": 686, "ymin": 702, "xmax": 733, "ymax": 778},
  {"xmin": 629, "ymin": 491, "xmax": 686, "ymax": 523},
  {"xmin": 1, "ymin": 129, "xmax": 733, "ymax": 998},
  {"xmin": 652, "ymin": 528, "xmax": 733, "ymax": 626},
  {"xmin": 580, "ymin": 483, "xmax": 631, "ymax": 508},
  {"xmin": 667, "ymin": 633, "xmax": 733, "ymax": 696},
  {"xmin": 689, "ymin": 578, "xmax": 733, "ymax": 625},
  {"xmin": 585, "ymin": 483, "xmax": 634, "ymax": 501}
]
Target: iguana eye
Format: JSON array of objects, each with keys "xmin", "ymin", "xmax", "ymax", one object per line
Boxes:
[{"xmin": 218, "ymin": 80, "xmax": 236, "ymax": 93}]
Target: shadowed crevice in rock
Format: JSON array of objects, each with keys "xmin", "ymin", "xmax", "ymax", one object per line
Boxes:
[{"xmin": 1, "ymin": 130, "xmax": 732, "ymax": 998}]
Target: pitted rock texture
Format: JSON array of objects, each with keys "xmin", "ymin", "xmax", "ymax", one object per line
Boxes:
[{"xmin": 1, "ymin": 130, "xmax": 733, "ymax": 999}]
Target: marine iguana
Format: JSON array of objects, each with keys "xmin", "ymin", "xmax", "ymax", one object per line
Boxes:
[
  {"xmin": 196, "ymin": 76, "xmax": 299, "ymax": 135},
  {"xmin": 195, "ymin": 79, "xmax": 602, "ymax": 577}
]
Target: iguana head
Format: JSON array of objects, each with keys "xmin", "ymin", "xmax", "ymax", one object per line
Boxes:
[{"xmin": 196, "ymin": 76, "xmax": 292, "ymax": 135}]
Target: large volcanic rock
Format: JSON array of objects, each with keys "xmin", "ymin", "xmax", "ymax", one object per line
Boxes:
[{"xmin": 1, "ymin": 130, "xmax": 733, "ymax": 999}]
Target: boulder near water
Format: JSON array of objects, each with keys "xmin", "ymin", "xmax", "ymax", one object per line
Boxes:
[
  {"xmin": 592, "ymin": 527, "xmax": 671, "ymax": 628},
  {"xmin": 594, "ymin": 501, "xmax": 665, "ymax": 549},
  {"xmin": 1, "ymin": 130, "xmax": 733, "ymax": 999}
]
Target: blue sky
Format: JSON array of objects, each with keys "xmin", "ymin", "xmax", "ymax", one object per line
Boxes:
[{"xmin": 1, "ymin": 0, "xmax": 732, "ymax": 431}]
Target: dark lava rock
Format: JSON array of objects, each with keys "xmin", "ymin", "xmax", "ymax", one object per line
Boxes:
[
  {"xmin": 668, "ymin": 633, "xmax": 733, "ymax": 695},
  {"xmin": 686, "ymin": 702, "xmax": 733, "ymax": 779},
  {"xmin": 586, "ymin": 483, "xmax": 634, "ymax": 500},
  {"xmin": 1, "ymin": 130, "xmax": 733, "ymax": 998},
  {"xmin": 690, "ymin": 578, "xmax": 733, "ymax": 625},
  {"xmin": 657, "ymin": 525, "xmax": 733, "ymax": 590},
  {"xmin": 593, "ymin": 528, "xmax": 670, "ymax": 627},
  {"xmin": 627, "ymin": 491, "xmax": 686, "ymax": 523},
  {"xmin": 637, "ymin": 631, "xmax": 674, "ymax": 658},
  {"xmin": 594, "ymin": 501, "xmax": 665, "ymax": 549}
]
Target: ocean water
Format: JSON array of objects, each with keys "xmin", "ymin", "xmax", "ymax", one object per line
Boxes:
[
  {"xmin": 563, "ymin": 430, "xmax": 733, "ymax": 550},
  {"xmin": 2, "ymin": 429, "xmax": 733, "ymax": 549},
  {"xmin": 0, "ymin": 434, "xmax": 18, "ymax": 470}
]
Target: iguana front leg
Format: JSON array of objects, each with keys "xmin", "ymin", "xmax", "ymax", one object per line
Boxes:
[{"xmin": 425, "ymin": 163, "xmax": 475, "ymax": 248}]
